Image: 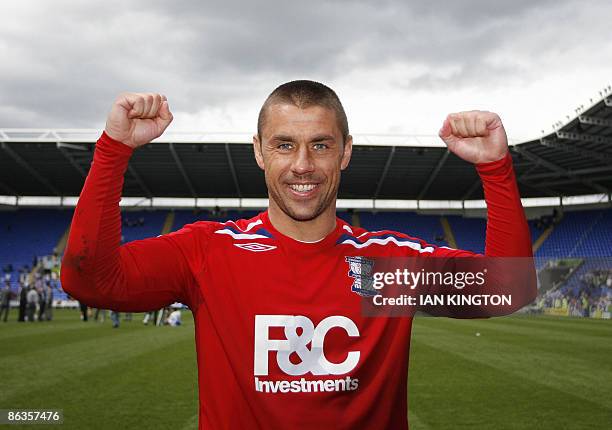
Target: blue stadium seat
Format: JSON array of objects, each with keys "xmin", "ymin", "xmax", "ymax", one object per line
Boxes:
[{"xmin": 446, "ymin": 215, "xmax": 486, "ymax": 254}]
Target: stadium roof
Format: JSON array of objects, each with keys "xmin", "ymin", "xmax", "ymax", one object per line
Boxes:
[{"xmin": 1, "ymin": 96, "xmax": 612, "ymax": 209}]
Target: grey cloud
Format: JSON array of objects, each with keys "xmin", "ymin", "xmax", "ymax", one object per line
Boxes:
[{"xmin": 0, "ymin": 0, "xmax": 608, "ymax": 127}]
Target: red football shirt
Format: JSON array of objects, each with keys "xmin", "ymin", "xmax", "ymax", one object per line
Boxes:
[{"xmin": 61, "ymin": 133, "xmax": 532, "ymax": 429}]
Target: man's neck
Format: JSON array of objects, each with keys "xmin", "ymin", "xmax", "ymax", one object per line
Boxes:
[{"xmin": 267, "ymin": 204, "xmax": 337, "ymax": 242}]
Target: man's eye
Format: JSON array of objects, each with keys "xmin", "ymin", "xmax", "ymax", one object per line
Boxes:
[
  {"xmin": 313, "ymin": 143, "xmax": 328, "ymax": 150},
  {"xmin": 278, "ymin": 143, "xmax": 293, "ymax": 150}
]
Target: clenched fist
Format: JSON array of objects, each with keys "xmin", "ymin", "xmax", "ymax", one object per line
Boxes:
[
  {"xmin": 438, "ymin": 111, "xmax": 508, "ymax": 164},
  {"xmin": 104, "ymin": 92, "xmax": 173, "ymax": 149}
]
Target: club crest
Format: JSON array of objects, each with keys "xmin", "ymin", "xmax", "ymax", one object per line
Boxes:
[{"xmin": 345, "ymin": 256, "xmax": 377, "ymax": 297}]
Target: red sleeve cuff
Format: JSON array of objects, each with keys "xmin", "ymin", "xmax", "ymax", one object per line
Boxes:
[
  {"xmin": 97, "ymin": 131, "xmax": 134, "ymax": 156},
  {"xmin": 475, "ymin": 151, "xmax": 513, "ymax": 180}
]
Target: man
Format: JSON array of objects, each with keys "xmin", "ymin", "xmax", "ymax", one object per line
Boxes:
[
  {"xmin": 110, "ymin": 310, "xmax": 120, "ymax": 328},
  {"xmin": 38, "ymin": 281, "xmax": 47, "ymax": 322},
  {"xmin": 79, "ymin": 301, "xmax": 88, "ymax": 322},
  {"xmin": 18, "ymin": 278, "xmax": 27, "ymax": 322},
  {"xmin": 61, "ymin": 81, "xmax": 533, "ymax": 429},
  {"xmin": 0, "ymin": 282, "xmax": 11, "ymax": 322},
  {"xmin": 93, "ymin": 307, "xmax": 106, "ymax": 322},
  {"xmin": 44, "ymin": 281, "xmax": 54, "ymax": 321},
  {"xmin": 166, "ymin": 307, "xmax": 182, "ymax": 326},
  {"xmin": 26, "ymin": 286, "xmax": 38, "ymax": 322}
]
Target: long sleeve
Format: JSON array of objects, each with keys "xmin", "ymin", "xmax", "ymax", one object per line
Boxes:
[
  {"xmin": 426, "ymin": 152, "xmax": 536, "ymax": 316},
  {"xmin": 60, "ymin": 132, "xmax": 208, "ymax": 312},
  {"xmin": 434, "ymin": 152, "xmax": 532, "ymax": 258},
  {"xmin": 477, "ymin": 152, "xmax": 532, "ymax": 257}
]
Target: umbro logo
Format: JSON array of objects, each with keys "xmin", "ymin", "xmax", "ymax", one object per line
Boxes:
[{"xmin": 233, "ymin": 243, "xmax": 277, "ymax": 252}]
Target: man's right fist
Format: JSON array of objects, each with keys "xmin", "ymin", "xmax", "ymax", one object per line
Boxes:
[{"xmin": 104, "ymin": 92, "xmax": 173, "ymax": 149}]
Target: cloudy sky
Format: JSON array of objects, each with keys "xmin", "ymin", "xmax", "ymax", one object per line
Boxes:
[{"xmin": 1, "ymin": 0, "xmax": 611, "ymax": 142}]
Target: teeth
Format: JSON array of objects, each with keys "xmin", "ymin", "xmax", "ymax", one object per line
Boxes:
[{"xmin": 290, "ymin": 184, "xmax": 316, "ymax": 193}]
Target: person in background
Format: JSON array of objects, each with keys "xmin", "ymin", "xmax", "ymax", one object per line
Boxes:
[
  {"xmin": 38, "ymin": 285, "xmax": 47, "ymax": 321},
  {"xmin": 18, "ymin": 281, "xmax": 27, "ymax": 322},
  {"xmin": 0, "ymin": 282, "xmax": 11, "ymax": 322},
  {"xmin": 26, "ymin": 286, "xmax": 39, "ymax": 322},
  {"xmin": 79, "ymin": 301, "xmax": 88, "ymax": 321},
  {"xmin": 143, "ymin": 311, "xmax": 152, "ymax": 325},
  {"xmin": 2, "ymin": 264, "xmax": 12, "ymax": 283},
  {"xmin": 110, "ymin": 310, "xmax": 120, "ymax": 328},
  {"xmin": 44, "ymin": 282, "xmax": 54, "ymax": 321},
  {"xmin": 166, "ymin": 308, "xmax": 182, "ymax": 326},
  {"xmin": 94, "ymin": 308, "xmax": 107, "ymax": 323},
  {"xmin": 143, "ymin": 309, "xmax": 159, "ymax": 326}
]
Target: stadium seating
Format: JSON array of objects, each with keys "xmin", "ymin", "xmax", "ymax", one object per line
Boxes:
[
  {"xmin": 120, "ymin": 210, "xmax": 168, "ymax": 243},
  {"xmin": 534, "ymin": 209, "xmax": 612, "ymax": 299},
  {"xmin": 536, "ymin": 209, "xmax": 612, "ymax": 258},
  {"xmin": 446, "ymin": 215, "xmax": 485, "ymax": 253},
  {"xmin": 2, "ymin": 207, "xmax": 611, "ymax": 305},
  {"xmin": 0, "ymin": 209, "xmax": 72, "ymax": 291}
]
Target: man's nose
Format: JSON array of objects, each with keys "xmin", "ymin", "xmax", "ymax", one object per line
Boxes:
[{"xmin": 291, "ymin": 145, "xmax": 314, "ymax": 175}]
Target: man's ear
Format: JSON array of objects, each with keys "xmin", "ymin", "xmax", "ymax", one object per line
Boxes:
[
  {"xmin": 340, "ymin": 135, "xmax": 353, "ymax": 171},
  {"xmin": 253, "ymin": 134, "xmax": 265, "ymax": 170}
]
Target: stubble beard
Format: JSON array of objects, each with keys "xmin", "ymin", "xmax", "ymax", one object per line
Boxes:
[{"xmin": 267, "ymin": 177, "xmax": 338, "ymax": 223}]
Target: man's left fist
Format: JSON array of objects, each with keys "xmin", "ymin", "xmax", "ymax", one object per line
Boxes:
[{"xmin": 438, "ymin": 110, "xmax": 508, "ymax": 164}]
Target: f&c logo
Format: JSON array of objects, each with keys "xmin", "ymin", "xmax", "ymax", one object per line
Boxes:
[{"xmin": 254, "ymin": 315, "xmax": 360, "ymax": 376}]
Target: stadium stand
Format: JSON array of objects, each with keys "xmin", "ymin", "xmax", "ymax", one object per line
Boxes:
[
  {"xmin": 536, "ymin": 209, "xmax": 612, "ymax": 258},
  {"xmin": 4, "ymin": 93, "xmax": 612, "ymax": 202},
  {"xmin": 120, "ymin": 210, "xmax": 168, "ymax": 243},
  {"xmin": 1, "ymin": 206, "xmax": 611, "ymax": 317},
  {"xmin": 446, "ymin": 215, "xmax": 485, "ymax": 253},
  {"xmin": 0, "ymin": 209, "xmax": 71, "ymax": 290},
  {"xmin": 3, "ymin": 207, "xmax": 612, "ymax": 280}
]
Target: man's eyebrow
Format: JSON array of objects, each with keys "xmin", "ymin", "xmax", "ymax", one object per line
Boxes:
[
  {"xmin": 269, "ymin": 134, "xmax": 295, "ymax": 142},
  {"xmin": 268, "ymin": 134, "xmax": 336, "ymax": 143},
  {"xmin": 310, "ymin": 134, "xmax": 335, "ymax": 143}
]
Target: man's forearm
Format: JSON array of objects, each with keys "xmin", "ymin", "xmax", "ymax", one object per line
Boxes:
[
  {"xmin": 60, "ymin": 132, "xmax": 134, "ymax": 307},
  {"xmin": 477, "ymin": 152, "xmax": 532, "ymax": 257}
]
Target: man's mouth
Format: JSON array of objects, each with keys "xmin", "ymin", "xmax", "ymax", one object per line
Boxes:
[
  {"xmin": 289, "ymin": 183, "xmax": 316, "ymax": 192},
  {"xmin": 287, "ymin": 183, "xmax": 319, "ymax": 196}
]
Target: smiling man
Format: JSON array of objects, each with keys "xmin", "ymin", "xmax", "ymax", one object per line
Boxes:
[
  {"xmin": 253, "ymin": 85, "xmax": 352, "ymax": 241},
  {"xmin": 61, "ymin": 80, "xmax": 533, "ymax": 429}
]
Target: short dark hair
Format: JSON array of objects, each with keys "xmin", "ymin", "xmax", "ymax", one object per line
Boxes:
[{"xmin": 257, "ymin": 80, "xmax": 349, "ymax": 142}]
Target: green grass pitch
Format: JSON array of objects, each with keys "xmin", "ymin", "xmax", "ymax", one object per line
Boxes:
[{"xmin": 1, "ymin": 310, "xmax": 610, "ymax": 429}]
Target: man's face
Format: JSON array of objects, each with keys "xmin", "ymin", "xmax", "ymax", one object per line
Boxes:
[{"xmin": 254, "ymin": 103, "xmax": 352, "ymax": 222}]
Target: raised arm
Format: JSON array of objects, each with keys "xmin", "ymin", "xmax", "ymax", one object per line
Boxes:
[
  {"xmin": 60, "ymin": 93, "xmax": 206, "ymax": 312},
  {"xmin": 436, "ymin": 111, "xmax": 532, "ymax": 258},
  {"xmin": 420, "ymin": 111, "xmax": 536, "ymax": 316}
]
